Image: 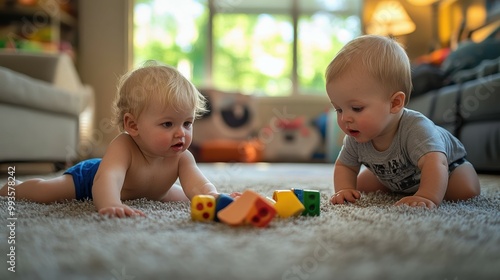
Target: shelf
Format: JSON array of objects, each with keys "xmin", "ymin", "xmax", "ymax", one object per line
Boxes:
[
  {"xmin": 0, "ymin": 5, "xmax": 76, "ymax": 26},
  {"xmin": 0, "ymin": 1, "xmax": 78, "ymax": 57}
]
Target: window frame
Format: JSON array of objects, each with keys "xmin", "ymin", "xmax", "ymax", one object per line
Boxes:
[{"xmin": 132, "ymin": 0, "xmax": 362, "ymax": 96}]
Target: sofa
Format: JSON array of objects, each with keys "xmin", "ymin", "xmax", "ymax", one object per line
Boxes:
[
  {"xmin": 0, "ymin": 51, "xmax": 94, "ymax": 169},
  {"xmin": 408, "ymin": 56, "xmax": 500, "ymax": 173}
]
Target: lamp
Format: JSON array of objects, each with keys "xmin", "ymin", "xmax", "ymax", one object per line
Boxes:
[
  {"xmin": 366, "ymin": 1, "xmax": 416, "ymax": 37},
  {"xmin": 406, "ymin": 0, "xmax": 439, "ymax": 6}
]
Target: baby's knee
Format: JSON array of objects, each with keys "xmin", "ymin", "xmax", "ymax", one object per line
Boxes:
[
  {"xmin": 461, "ymin": 186, "xmax": 480, "ymax": 200},
  {"xmin": 446, "ymin": 165, "xmax": 480, "ymax": 201}
]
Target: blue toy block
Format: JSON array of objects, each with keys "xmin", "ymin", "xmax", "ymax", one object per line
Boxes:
[
  {"xmin": 215, "ymin": 194, "xmax": 234, "ymax": 222},
  {"xmin": 292, "ymin": 188, "xmax": 304, "ymax": 203}
]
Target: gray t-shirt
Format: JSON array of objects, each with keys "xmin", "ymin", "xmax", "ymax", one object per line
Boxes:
[{"xmin": 337, "ymin": 108, "xmax": 466, "ymax": 194}]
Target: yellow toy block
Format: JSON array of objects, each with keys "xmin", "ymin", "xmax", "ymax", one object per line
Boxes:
[
  {"xmin": 272, "ymin": 190, "xmax": 305, "ymax": 218},
  {"xmin": 191, "ymin": 195, "xmax": 216, "ymax": 222}
]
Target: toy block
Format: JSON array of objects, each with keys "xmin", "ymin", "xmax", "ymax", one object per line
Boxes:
[
  {"xmin": 217, "ymin": 190, "xmax": 260, "ymax": 225},
  {"xmin": 191, "ymin": 195, "xmax": 216, "ymax": 222},
  {"xmin": 217, "ymin": 190, "xmax": 276, "ymax": 227},
  {"xmin": 272, "ymin": 190, "xmax": 305, "ymax": 218},
  {"xmin": 265, "ymin": 196, "xmax": 276, "ymax": 204},
  {"xmin": 214, "ymin": 194, "xmax": 234, "ymax": 222},
  {"xmin": 302, "ymin": 190, "xmax": 320, "ymax": 216},
  {"xmin": 245, "ymin": 196, "xmax": 276, "ymax": 227},
  {"xmin": 291, "ymin": 188, "xmax": 304, "ymax": 203}
]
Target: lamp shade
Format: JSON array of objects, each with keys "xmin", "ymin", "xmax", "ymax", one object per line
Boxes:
[
  {"xmin": 407, "ymin": 0, "xmax": 439, "ymax": 6},
  {"xmin": 366, "ymin": 1, "xmax": 416, "ymax": 37}
]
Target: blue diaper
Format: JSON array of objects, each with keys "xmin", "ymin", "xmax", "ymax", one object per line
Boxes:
[{"xmin": 63, "ymin": 158, "xmax": 101, "ymax": 200}]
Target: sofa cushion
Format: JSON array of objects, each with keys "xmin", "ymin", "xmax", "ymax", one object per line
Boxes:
[
  {"xmin": 450, "ymin": 57, "xmax": 500, "ymax": 84},
  {"xmin": 406, "ymin": 89, "xmax": 436, "ymax": 117},
  {"xmin": 459, "ymin": 121, "xmax": 500, "ymax": 172},
  {"xmin": 0, "ymin": 66, "xmax": 86, "ymax": 116},
  {"xmin": 459, "ymin": 73, "xmax": 500, "ymax": 122},
  {"xmin": 432, "ymin": 84, "xmax": 460, "ymax": 125},
  {"xmin": 441, "ymin": 39, "xmax": 500, "ymax": 78}
]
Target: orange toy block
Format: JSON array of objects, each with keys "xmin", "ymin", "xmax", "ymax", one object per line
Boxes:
[
  {"xmin": 272, "ymin": 190, "xmax": 305, "ymax": 218},
  {"xmin": 191, "ymin": 195, "xmax": 216, "ymax": 222},
  {"xmin": 217, "ymin": 190, "xmax": 276, "ymax": 227}
]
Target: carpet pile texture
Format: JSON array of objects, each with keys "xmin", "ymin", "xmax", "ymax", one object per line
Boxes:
[{"xmin": 0, "ymin": 163, "xmax": 499, "ymax": 280}]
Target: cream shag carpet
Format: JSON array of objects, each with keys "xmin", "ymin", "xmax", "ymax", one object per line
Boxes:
[{"xmin": 0, "ymin": 163, "xmax": 499, "ymax": 280}]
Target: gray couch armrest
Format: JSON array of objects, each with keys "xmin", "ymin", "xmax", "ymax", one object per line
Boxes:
[
  {"xmin": 0, "ymin": 51, "xmax": 84, "ymax": 94},
  {"xmin": 0, "ymin": 66, "xmax": 86, "ymax": 116}
]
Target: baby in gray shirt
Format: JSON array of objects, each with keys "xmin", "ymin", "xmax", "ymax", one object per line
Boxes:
[{"xmin": 325, "ymin": 35, "xmax": 480, "ymax": 209}]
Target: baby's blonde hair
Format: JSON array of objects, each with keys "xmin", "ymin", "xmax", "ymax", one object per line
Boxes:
[
  {"xmin": 325, "ymin": 35, "xmax": 413, "ymax": 105},
  {"xmin": 113, "ymin": 61, "xmax": 207, "ymax": 131}
]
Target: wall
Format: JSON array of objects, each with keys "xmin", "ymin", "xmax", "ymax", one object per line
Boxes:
[{"xmin": 78, "ymin": 0, "xmax": 132, "ymax": 157}]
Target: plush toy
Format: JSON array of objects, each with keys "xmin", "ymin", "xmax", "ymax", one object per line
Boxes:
[
  {"xmin": 193, "ymin": 89, "xmax": 257, "ymax": 147},
  {"xmin": 191, "ymin": 89, "xmax": 260, "ymax": 162},
  {"xmin": 262, "ymin": 116, "xmax": 321, "ymax": 162}
]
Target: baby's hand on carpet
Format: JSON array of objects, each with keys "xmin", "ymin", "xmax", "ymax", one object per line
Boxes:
[
  {"xmin": 228, "ymin": 192, "xmax": 242, "ymax": 199},
  {"xmin": 98, "ymin": 205, "xmax": 146, "ymax": 218},
  {"xmin": 330, "ymin": 189, "xmax": 361, "ymax": 205},
  {"xmin": 395, "ymin": 195, "xmax": 437, "ymax": 209}
]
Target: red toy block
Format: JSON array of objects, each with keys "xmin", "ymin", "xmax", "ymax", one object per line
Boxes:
[{"xmin": 245, "ymin": 196, "xmax": 276, "ymax": 227}]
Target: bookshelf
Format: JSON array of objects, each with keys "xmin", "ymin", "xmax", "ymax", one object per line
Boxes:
[{"xmin": 0, "ymin": 0, "xmax": 78, "ymax": 58}]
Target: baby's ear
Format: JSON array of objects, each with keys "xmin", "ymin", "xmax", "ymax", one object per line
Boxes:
[
  {"xmin": 390, "ymin": 91, "xmax": 405, "ymax": 113},
  {"xmin": 123, "ymin": 113, "xmax": 139, "ymax": 136}
]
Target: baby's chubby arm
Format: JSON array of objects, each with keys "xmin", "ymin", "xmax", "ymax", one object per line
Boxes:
[
  {"xmin": 92, "ymin": 135, "xmax": 145, "ymax": 218},
  {"xmin": 178, "ymin": 151, "xmax": 240, "ymax": 199},
  {"xmin": 395, "ymin": 152, "xmax": 448, "ymax": 209},
  {"xmin": 330, "ymin": 160, "xmax": 361, "ymax": 204}
]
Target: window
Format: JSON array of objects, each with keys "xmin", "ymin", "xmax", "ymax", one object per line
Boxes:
[{"xmin": 133, "ymin": 0, "xmax": 361, "ymax": 96}]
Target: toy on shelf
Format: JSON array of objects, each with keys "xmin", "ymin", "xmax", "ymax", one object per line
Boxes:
[
  {"xmin": 190, "ymin": 188, "xmax": 320, "ymax": 227},
  {"xmin": 263, "ymin": 116, "xmax": 321, "ymax": 162}
]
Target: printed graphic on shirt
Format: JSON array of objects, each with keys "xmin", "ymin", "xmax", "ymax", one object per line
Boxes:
[{"xmin": 361, "ymin": 154, "xmax": 420, "ymax": 192}]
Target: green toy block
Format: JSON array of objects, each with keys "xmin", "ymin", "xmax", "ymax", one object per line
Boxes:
[{"xmin": 302, "ymin": 190, "xmax": 320, "ymax": 216}]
